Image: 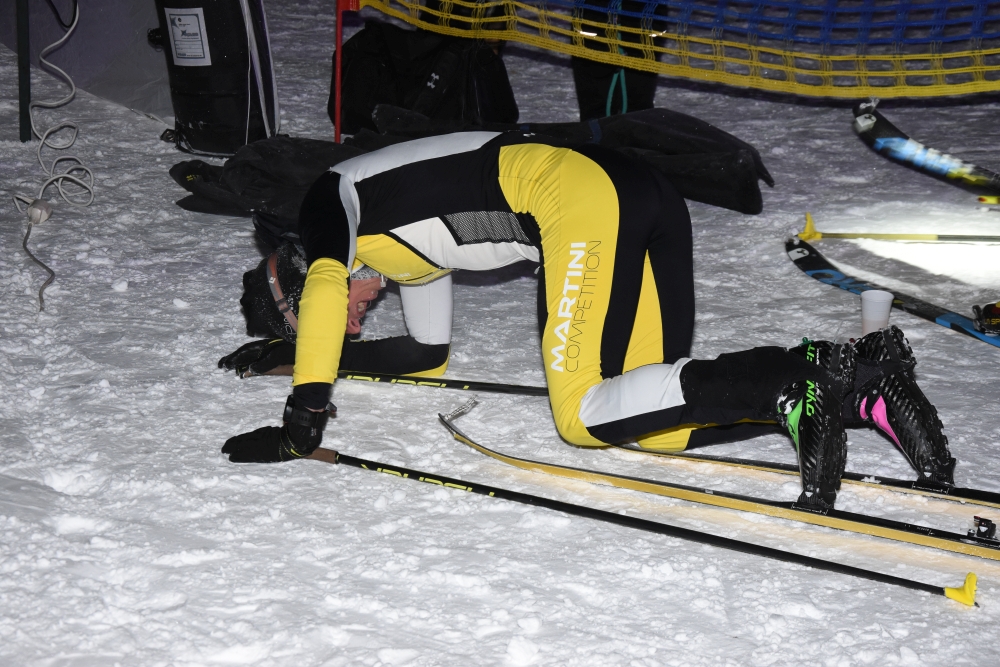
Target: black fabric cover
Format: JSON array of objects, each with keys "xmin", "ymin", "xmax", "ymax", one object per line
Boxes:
[
  {"xmin": 330, "ymin": 21, "xmax": 518, "ymax": 135},
  {"xmin": 169, "ymin": 136, "xmax": 365, "ymax": 248},
  {"xmin": 168, "ymin": 106, "xmax": 774, "ymax": 251},
  {"xmin": 372, "ymin": 105, "xmax": 774, "ymax": 214}
]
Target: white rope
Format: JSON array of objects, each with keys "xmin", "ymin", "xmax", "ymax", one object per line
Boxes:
[{"xmin": 11, "ymin": 2, "xmax": 95, "ymax": 311}]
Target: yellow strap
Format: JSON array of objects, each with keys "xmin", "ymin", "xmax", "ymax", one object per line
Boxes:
[{"xmin": 441, "ymin": 418, "xmax": 1000, "ymax": 561}]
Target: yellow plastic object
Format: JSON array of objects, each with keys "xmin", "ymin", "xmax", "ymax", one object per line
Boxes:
[
  {"xmin": 798, "ymin": 213, "xmax": 822, "ymax": 241},
  {"xmin": 980, "ymin": 196, "xmax": 1000, "ymax": 205},
  {"xmin": 944, "ymin": 573, "xmax": 978, "ymax": 606},
  {"xmin": 794, "ymin": 213, "xmax": 999, "ymax": 243}
]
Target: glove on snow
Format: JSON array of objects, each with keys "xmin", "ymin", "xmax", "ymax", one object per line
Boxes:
[
  {"xmin": 218, "ymin": 339, "xmax": 295, "ymax": 378},
  {"xmin": 222, "ymin": 396, "xmax": 329, "ymax": 463}
]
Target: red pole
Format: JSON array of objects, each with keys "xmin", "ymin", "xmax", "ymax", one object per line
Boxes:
[{"xmin": 334, "ymin": 0, "xmax": 360, "ymax": 143}]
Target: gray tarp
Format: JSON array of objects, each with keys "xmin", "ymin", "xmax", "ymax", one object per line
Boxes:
[{"xmin": 0, "ymin": 0, "xmax": 172, "ymax": 119}]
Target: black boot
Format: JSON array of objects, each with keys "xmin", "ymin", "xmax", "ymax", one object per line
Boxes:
[
  {"xmin": 680, "ymin": 347, "xmax": 849, "ymax": 509},
  {"xmin": 788, "ymin": 339, "xmax": 856, "ymax": 395},
  {"xmin": 849, "ymin": 326, "xmax": 955, "ymax": 486},
  {"xmin": 776, "ymin": 379, "xmax": 847, "ymax": 511}
]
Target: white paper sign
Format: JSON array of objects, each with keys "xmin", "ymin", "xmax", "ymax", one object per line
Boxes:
[{"xmin": 165, "ymin": 7, "xmax": 212, "ymax": 67}]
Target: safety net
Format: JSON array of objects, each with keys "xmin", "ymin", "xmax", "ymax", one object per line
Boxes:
[{"xmin": 356, "ymin": 0, "xmax": 1000, "ymax": 98}]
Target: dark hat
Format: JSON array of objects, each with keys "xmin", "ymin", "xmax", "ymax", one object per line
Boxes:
[{"xmin": 240, "ymin": 243, "xmax": 307, "ymax": 342}]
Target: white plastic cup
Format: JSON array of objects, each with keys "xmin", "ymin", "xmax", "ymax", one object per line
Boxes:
[{"xmin": 861, "ymin": 290, "xmax": 894, "ymax": 335}]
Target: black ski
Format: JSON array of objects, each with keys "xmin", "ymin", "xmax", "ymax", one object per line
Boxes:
[
  {"xmin": 305, "ymin": 447, "xmax": 978, "ymax": 606},
  {"xmin": 786, "ymin": 237, "xmax": 1000, "ymax": 349},
  {"xmin": 853, "ymin": 100, "xmax": 1000, "ymax": 196},
  {"xmin": 615, "ymin": 444, "xmax": 1000, "ymax": 510}
]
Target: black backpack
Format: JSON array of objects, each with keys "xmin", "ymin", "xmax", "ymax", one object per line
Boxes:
[
  {"xmin": 169, "ymin": 136, "xmax": 366, "ymax": 248},
  {"xmin": 329, "ymin": 21, "xmax": 518, "ymax": 134}
]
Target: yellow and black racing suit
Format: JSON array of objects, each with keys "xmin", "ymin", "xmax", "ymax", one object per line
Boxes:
[{"xmin": 293, "ymin": 131, "xmax": 707, "ymax": 448}]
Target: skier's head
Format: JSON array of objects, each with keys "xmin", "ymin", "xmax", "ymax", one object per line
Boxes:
[{"xmin": 241, "ymin": 244, "xmax": 385, "ymax": 342}]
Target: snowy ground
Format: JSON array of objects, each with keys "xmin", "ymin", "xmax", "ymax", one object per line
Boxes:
[{"xmin": 2, "ymin": 1, "xmax": 1000, "ymax": 664}]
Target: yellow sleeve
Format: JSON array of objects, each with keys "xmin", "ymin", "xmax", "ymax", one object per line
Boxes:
[{"xmin": 292, "ymin": 257, "xmax": 351, "ymax": 386}]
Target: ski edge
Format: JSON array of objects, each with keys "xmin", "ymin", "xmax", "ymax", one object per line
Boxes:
[{"xmin": 613, "ymin": 445, "xmax": 1000, "ymax": 511}]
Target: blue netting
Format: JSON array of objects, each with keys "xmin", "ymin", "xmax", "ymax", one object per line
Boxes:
[{"xmin": 557, "ymin": 0, "xmax": 1000, "ymax": 47}]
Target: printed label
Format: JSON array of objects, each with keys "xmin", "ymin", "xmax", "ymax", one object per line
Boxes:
[
  {"xmin": 165, "ymin": 7, "xmax": 212, "ymax": 67},
  {"xmin": 550, "ymin": 241, "xmax": 600, "ymax": 373}
]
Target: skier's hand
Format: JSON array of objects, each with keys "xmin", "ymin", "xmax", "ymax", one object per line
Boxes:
[
  {"xmin": 222, "ymin": 397, "xmax": 329, "ymax": 463},
  {"xmin": 222, "ymin": 426, "xmax": 307, "ymax": 463},
  {"xmin": 218, "ymin": 339, "xmax": 295, "ymax": 378}
]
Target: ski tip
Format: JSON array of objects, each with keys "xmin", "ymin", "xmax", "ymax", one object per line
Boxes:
[
  {"xmin": 943, "ymin": 572, "xmax": 978, "ymax": 607},
  {"xmin": 978, "ymin": 196, "xmax": 1000, "ymax": 205},
  {"xmin": 798, "ymin": 213, "xmax": 822, "ymax": 241}
]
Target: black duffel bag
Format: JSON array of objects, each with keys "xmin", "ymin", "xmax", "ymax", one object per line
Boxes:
[{"xmin": 329, "ymin": 21, "xmax": 518, "ymax": 134}]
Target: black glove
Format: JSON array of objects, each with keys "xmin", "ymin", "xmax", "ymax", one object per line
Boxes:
[
  {"xmin": 218, "ymin": 339, "xmax": 295, "ymax": 378},
  {"xmin": 222, "ymin": 396, "xmax": 330, "ymax": 463}
]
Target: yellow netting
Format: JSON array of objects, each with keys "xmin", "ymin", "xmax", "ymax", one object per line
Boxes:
[{"xmin": 359, "ymin": 0, "xmax": 1000, "ymax": 99}]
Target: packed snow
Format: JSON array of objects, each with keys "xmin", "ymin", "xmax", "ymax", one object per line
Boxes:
[{"xmin": 2, "ymin": 1, "xmax": 1000, "ymax": 664}]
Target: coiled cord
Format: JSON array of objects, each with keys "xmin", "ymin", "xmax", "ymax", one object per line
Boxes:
[{"xmin": 11, "ymin": 0, "xmax": 95, "ymax": 311}]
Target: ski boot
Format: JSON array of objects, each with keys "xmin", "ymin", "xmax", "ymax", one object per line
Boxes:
[
  {"xmin": 679, "ymin": 345, "xmax": 850, "ymax": 509},
  {"xmin": 788, "ymin": 339, "xmax": 856, "ymax": 393},
  {"xmin": 848, "ymin": 326, "xmax": 955, "ymax": 486},
  {"xmin": 776, "ymin": 379, "xmax": 847, "ymax": 511},
  {"xmin": 972, "ymin": 302, "xmax": 1000, "ymax": 335}
]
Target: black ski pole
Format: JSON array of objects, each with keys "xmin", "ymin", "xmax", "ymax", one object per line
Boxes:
[
  {"xmin": 337, "ymin": 370, "xmax": 547, "ymax": 396},
  {"xmin": 306, "ymin": 447, "xmax": 978, "ymax": 607}
]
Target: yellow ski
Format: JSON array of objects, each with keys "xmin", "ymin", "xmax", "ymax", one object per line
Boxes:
[{"xmin": 439, "ymin": 405, "xmax": 1000, "ymax": 562}]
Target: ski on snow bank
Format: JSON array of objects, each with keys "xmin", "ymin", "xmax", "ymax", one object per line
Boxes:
[
  {"xmin": 853, "ymin": 100, "xmax": 1000, "ymax": 197},
  {"xmin": 438, "ymin": 401, "xmax": 1000, "ymax": 562},
  {"xmin": 786, "ymin": 237, "xmax": 1000, "ymax": 349}
]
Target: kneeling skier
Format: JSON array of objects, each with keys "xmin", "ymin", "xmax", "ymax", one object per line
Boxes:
[{"xmin": 221, "ymin": 132, "xmax": 954, "ymax": 509}]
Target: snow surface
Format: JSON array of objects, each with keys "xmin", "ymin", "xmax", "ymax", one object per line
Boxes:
[{"xmin": 2, "ymin": 1, "xmax": 1000, "ymax": 664}]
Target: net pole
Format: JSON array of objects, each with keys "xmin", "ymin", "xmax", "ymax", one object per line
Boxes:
[
  {"xmin": 16, "ymin": 0, "xmax": 31, "ymax": 142},
  {"xmin": 334, "ymin": 0, "xmax": 360, "ymax": 143}
]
